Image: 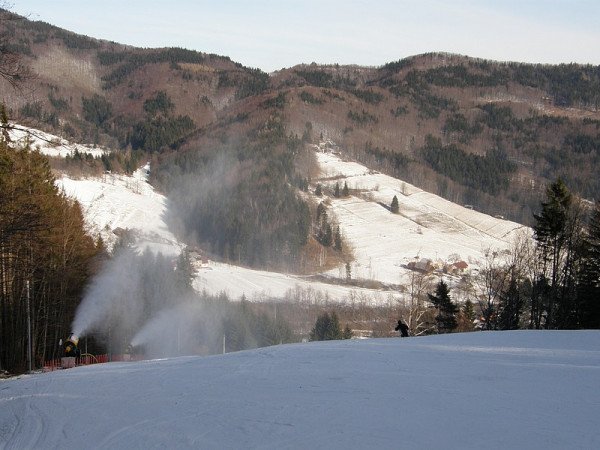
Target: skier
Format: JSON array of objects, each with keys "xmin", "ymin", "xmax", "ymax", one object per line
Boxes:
[{"xmin": 395, "ymin": 320, "xmax": 409, "ymax": 337}]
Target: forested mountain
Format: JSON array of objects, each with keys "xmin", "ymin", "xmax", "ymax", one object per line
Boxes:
[{"xmin": 1, "ymin": 9, "xmax": 600, "ymax": 263}]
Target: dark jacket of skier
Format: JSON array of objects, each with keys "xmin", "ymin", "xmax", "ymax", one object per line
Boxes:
[{"xmin": 395, "ymin": 320, "xmax": 409, "ymax": 337}]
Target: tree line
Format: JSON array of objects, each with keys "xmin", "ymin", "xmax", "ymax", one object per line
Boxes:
[
  {"xmin": 412, "ymin": 179, "xmax": 600, "ymax": 335},
  {"xmin": 0, "ymin": 135, "xmax": 102, "ymax": 373},
  {"xmin": 381, "ymin": 56, "xmax": 600, "ymax": 109},
  {"xmin": 421, "ymin": 135, "xmax": 517, "ymax": 196}
]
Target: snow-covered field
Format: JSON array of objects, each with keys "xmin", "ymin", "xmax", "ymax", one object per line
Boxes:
[
  {"xmin": 11, "ymin": 125, "xmax": 529, "ymax": 303},
  {"xmin": 314, "ymin": 145, "xmax": 527, "ymax": 286},
  {"xmin": 193, "ymin": 261, "xmax": 393, "ymax": 304},
  {"xmin": 8, "ymin": 123, "xmax": 107, "ymax": 158},
  {"xmin": 1, "ymin": 331, "xmax": 598, "ymax": 449}
]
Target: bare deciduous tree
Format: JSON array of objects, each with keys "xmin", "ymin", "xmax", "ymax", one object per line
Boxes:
[
  {"xmin": 400, "ymin": 269, "xmax": 435, "ymax": 336},
  {"xmin": 472, "ymin": 248, "xmax": 512, "ymax": 330}
]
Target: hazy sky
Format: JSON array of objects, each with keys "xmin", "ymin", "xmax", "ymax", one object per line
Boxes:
[{"xmin": 11, "ymin": 0, "xmax": 600, "ymax": 72}]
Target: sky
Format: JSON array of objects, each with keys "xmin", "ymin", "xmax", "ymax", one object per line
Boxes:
[{"xmin": 10, "ymin": 0, "xmax": 600, "ymax": 72}]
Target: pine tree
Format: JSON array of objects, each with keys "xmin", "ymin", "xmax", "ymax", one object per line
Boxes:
[
  {"xmin": 343, "ymin": 323, "xmax": 353, "ymax": 339},
  {"xmin": 309, "ymin": 312, "xmax": 343, "ymax": 341},
  {"xmin": 427, "ymin": 280, "xmax": 458, "ymax": 333},
  {"xmin": 175, "ymin": 249, "xmax": 195, "ymax": 294},
  {"xmin": 0, "ymin": 140, "xmax": 98, "ymax": 372},
  {"xmin": 533, "ymin": 179, "xmax": 583, "ymax": 328},
  {"xmin": 315, "ymin": 184, "xmax": 322, "ymax": 196},
  {"xmin": 457, "ymin": 299, "xmax": 475, "ymax": 332},
  {"xmin": 342, "ymin": 181, "xmax": 349, "ymax": 197},
  {"xmin": 316, "ymin": 202, "xmax": 326, "ymax": 221},
  {"xmin": 322, "ymin": 223, "xmax": 333, "ymax": 247},
  {"xmin": 334, "ymin": 182, "xmax": 340, "ymax": 198},
  {"xmin": 498, "ymin": 275, "xmax": 523, "ymax": 330},
  {"xmin": 578, "ymin": 201, "xmax": 600, "ymax": 328},
  {"xmin": 391, "ymin": 195, "xmax": 399, "ymax": 214},
  {"xmin": 334, "ymin": 226, "xmax": 342, "ymax": 251}
]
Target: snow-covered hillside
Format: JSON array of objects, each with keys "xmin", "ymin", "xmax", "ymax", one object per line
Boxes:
[
  {"xmin": 1, "ymin": 331, "xmax": 598, "ymax": 449},
  {"xmin": 8, "ymin": 123, "xmax": 107, "ymax": 158},
  {"xmin": 57, "ymin": 167, "xmax": 182, "ymax": 256},
  {"xmin": 314, "ymin": 142, "xmax": 528, "ymax": 286},
  {"xmin": 9, "ymin": 125, "xmax": 530, "ymax": 304}
]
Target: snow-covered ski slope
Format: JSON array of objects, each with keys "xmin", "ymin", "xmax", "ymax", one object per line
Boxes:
[
  {"xmin": 10, "ymin": 125, "xmax": 529, "ymax": 303},
  {"xmin": 57, "ymin": 168, "xmax": 183, "ymax": 256},
  {"xmin": 1, "ymin": 331, "xmax": 598, "ymax": 449}
]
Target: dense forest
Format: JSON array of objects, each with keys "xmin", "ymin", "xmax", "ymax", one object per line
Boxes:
[
  {"xmin": 154, "ymin": 115, "xmax": 311, "ymax": 270},
  {"xmin": 0, "ymin": 135, "xmax": 101, "ymax": 373}
]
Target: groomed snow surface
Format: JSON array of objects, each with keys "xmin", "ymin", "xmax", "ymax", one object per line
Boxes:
[{"xmin": 1, "ymin": 331, "xmax": 598, "ymax": 449}]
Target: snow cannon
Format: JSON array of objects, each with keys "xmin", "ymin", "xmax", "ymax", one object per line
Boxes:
[{"xmin": 63, "ymin": 334, "xmax": 80, "ymax": 358}]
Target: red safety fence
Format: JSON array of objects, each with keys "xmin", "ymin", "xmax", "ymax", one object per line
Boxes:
[{"xmin": 43, "ymin": 353, "xmax": 144, "ymax": 372}]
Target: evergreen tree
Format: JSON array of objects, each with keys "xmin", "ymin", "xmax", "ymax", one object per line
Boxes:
[
  {"xmin": 498, "ymin": 275, "xmax": 523, "ymax": 330},
  {"xmin": 324, "ymin": 223, "xmax": 333, "ymax": 246},
  {"xmin": 309, "ymin": 312, "xmax": 343, "ymax": 341},
  {"xmin": 81, "ymin": 94, "xmax": 113, "ymax": 128},
  {"xmin": 143, "ymin": 91, "xmax": 174, "ymax": 117},
  {"xmin": 334, "ymin": 182, "xmax": 340, "ymax": 198},
  {"xmin": 427, "ymin": 280, "xmax": 458, "ymax": 333},
  {"xmin": 533, "ymin": 179, "xmax": 583, "ymax": 328},
  {"xmin": 342, "ymin": 323, "xmax": 353, "ymax": 339},
  {"xmin": 0, "ymin": 139, "xmax": 98, "ymax": 372},
  {"xmin": 578, "ymin": 201, "xmax": 600, "ymax": 328},
  {"xmin": 391, "ymin": 195, "xmax": 399, "ymax": 214},
  {"xmin": 334, "ymin": 226, "xmax": 342, "ymax": 251},
  {"xmin": 316, "ymin": 202, "xmax": 326, "ymax": 221},
  {"xmin": 457, "ymin": 299, "xmax": 475, "ymax": 332},
  {"xmin": 315, "ymin": 184, "xmax": 322, "ymax": 197},
  {"xmin": 342, "ymin": 181, "xmax": 349, "ymax": 197},
  {"xmin": 175, "ymin": 249, "xmax": 195, "ymax": 294},
  {"xmin": 1, "ymin": 104, "xmax": 10, "ymax": 143}
]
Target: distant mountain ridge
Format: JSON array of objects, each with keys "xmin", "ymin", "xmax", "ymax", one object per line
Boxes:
[{"xmin": 1, "ymin": 9, "xmax": 599, "ymax": 253}]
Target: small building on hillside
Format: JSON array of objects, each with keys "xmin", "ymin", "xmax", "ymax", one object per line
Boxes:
[
  {"xmin": 444, "ymin": 260, "xmax": 468, "ymax": 275},
  {"xmin": 453, "ymin": 260, "xmax": 468, "ymax": 272},
  {"xmin": 407, "ymin": 258, "xmax": 434, "ymax": 273},
  {"xmin": 188, "ymin": 247, "xmax": 210, "ymax": 268}
]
